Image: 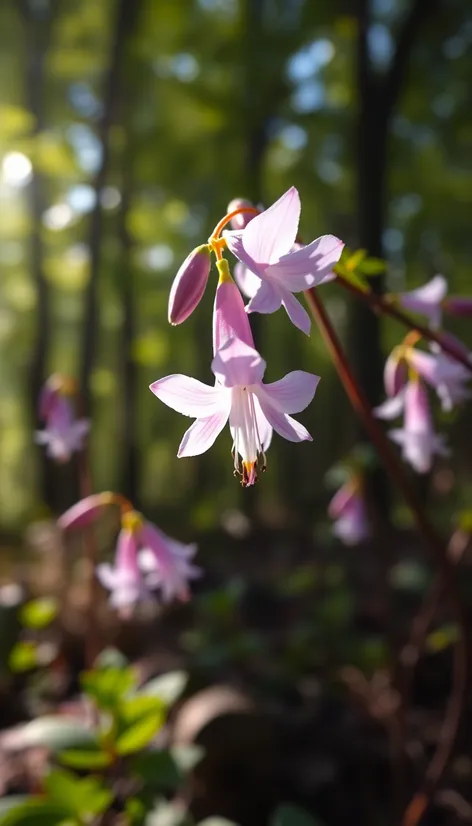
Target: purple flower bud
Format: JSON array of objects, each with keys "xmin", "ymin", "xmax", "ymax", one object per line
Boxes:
[
  {"xmin": 58, "ymin": 493, "xmax": 118, "ymax": 531},
  {"xmin": 384, "ymin": 348, "xmax": 408, "ymax": 397},
  {"xmin": 443, "ymin": 297, "xmax": 472, "ymax": 318},
  {"xmin": 168, "ymin": 245, "xmax": 212, "ymax": 326},
  {"xmin": 227, "ymin": 198, "xmax": 257, "ymax": 230}
]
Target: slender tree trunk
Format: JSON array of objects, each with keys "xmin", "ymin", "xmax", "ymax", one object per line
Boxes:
[
  {"xmin": 117, "ymin": 152, "xmax": 139, "ymax": 504},
  {"xmin": 79, "ymin": 0, "xmax": 134, "ymax": 418},
  {"xmin": 19, "ymin": 0, "xmax": 55, "ymax": 508},
  {"xmin": 351, "ymin": 0, "xmax": 439, "ymax": 518}
]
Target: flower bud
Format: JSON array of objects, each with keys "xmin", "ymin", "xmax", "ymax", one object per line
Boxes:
[
  {"xmin": 168, "ymin": 245, "xmax": 212, "ymax": 326},
  {"xmin": 227, "ymin": 198, "xmax": 256, "ymax": 230},
  {"xmin": 58, "ymin": 492, "xmax": 117, "ymax": 532},
  {"xmin": 443, "ymin": 297, "xmax": 472, "ymax": 318},
  {"xmin": 384, "ymin": 347, "xmax": 407, "ymax": 397}
]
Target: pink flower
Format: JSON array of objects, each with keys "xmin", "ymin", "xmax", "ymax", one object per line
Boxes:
[
  {"xmin": 168, "ymin": 244, "xmax": 212, "ymax": 325},
  {"xmin": 227, "ymin": 198, "xmax": 258, "ymax": 231},
  {"xmin": 398, "ymin": 275, "xmax": 472, "ymax": 327},
  {"xmin": 384, "ymin": 347, "xmax": 408, "ymax": 397},
  {"xmin": 376, "ymin": 380, "xmax": 449, "ymax": 473},
  {"xmin": 58, "ymin": 493, "xmax": 118, "ymax": 531},
  {"xmin": 407, "ymin": 348, "xmax": 471, "ymax": 412},
  {"xmin": 97, "ymin": 510, "xmax": 200, "ymax": 615},
  {"xmin": 212, "ymin": 259, "xmax": 255, "ymax": 355},
  {"xmin": 224, "ymin": 187, "xmax": 344, "ymax": 335},
  {"xmin": 150, "ymin": 337, "xmax": 320, "ymax": 486},
  {"xmin": 35, "ymin": 376, "xmax": 89, "ymax": 463},
  {"xmin": 328, "ymin": 479, "xmax": 370, "ymax": 545},
  {"xmin": 398, "ymin": 275, "xmax": 447, "ymax": 329}
]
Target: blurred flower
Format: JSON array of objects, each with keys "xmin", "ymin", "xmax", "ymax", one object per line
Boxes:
[
  {"xmin": 58, "ymin": 492, "xmax": 119, "ymax": 531},
  {"xmin": 150, "ymin": 337, "xmax": 319, "ymax": 486},
  {"xmin": 227, "ymin": 198, "xmax": 258, "ymax": 231},
  {"xmin": 224, "ymin": 186, "xmax": 343, "ymax": 335},
  {"xmin": 381, "ymin": 340, "xmax": 471, "ymax": 413},
  {"xmin": 398, "ymin": 275, "xmax": 447, "ymax": 328},
  {"xmin": 398, "ymin": 274, "xmax": 472, "ymax": 329},
  {"xmin": 168, "ymin": 244, "xmax": 212, "ymax": 325},
  {"xmin": 376, "ymin": 379, "xmax": 449, "ymax": 473},
  {"xmin": 328, "ymin": 478, "xmax": 370, "ymax": 545},
  {"xmin": 35, "ymin": 375, "xmax": 89, "ymax": 463},
  {"xmin": 97, "ymin": 510, "xmax": 200, "ymax": 616}
]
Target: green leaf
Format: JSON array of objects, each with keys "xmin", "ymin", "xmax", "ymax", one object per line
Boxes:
[
  {"xmin": 81, "ymin": 665, "xmax": 136, "ymax": 709},
  {"xmin": 139, "ymin": 671, "xmax": 188, "ymax": 705},
  {"xmin": 45, "ymin": 769, "xmax": 112, "ymax": 819},
  {"xmin": 120, "ymin": 694, "xmax": 166, "ymax": 725},
  {"xmin": 0, "ymin": 799, "xmax": 31, "ymax": 817},
  {"xmin": 20, "ymin": 599, "xmax": 58, "ymax": 630},
  {"xmin": 16, "ymin": 717, "xmax": 96, "ymax": 752},
  {"xmin": 131, "ymin": 750, "xmax": 181, "ymax": 787},
  {"xmin": 426, "ymin": 623, "xmax": 459, "ymax": 653},
  {"xmin": 58, "ymin": 748, "xmax": 113, "ymax": 770},
  {"xmin": 170, "ymin": 744, "xmax": 204, "ymax": 773},
  {"xmin": 357, "ymin": 257, "xmax": 386, "ymax": 275},
  {"xmin": 345, "ymin": 248, "xmax": 367, "ymax": 271},
  {"xmin": 8, "ymin": 642, "xmax": 38, "ymax": 673},
  {"xmin": 116, "ymin": 713, "xmax": 163, "ymax": 756},
  {"xmin": 457, "ymin": 508, "xmax": 472, "ymax": 533},
  {"xmin": 0, "ymin": 799, "xmax": 70, "ymax": 826},
  {"xmin": 95, "ymin": 647, "xmax": 129, "ymax": 670},
  {"xmin": 271, "ymin": 804, "xmax": 325, "ymax": 826},
  {"xmin": 335, "ymin": 267, "xmax": 369, "ymax": 293}
]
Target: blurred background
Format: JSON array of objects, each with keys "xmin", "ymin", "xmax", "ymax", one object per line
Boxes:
[
  {"xmin": 0, "ymin": 1, "xmax": 472, "ymax": 822},
  {"xmin": 0, "ymin": 0, "xmax": 471, "ymax": 532}
]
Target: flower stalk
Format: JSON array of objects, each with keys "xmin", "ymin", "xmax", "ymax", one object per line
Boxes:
[{"xmin": 303, "ymin": 285, "xmax": 467, "ymax": 826}]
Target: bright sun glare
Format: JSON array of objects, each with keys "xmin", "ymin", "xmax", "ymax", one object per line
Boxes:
[{"xmin": 1, "ymin": 151, "xmax": 33, "ymax": 187}]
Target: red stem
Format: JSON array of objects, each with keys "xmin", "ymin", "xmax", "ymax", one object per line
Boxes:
[
  {"xmin": 336, "ymin": 273, "xmax": 472, "ymax": 373},
  {"xmin": 304, "ymin": 286, "xmax": 467, "ymax": 825}
]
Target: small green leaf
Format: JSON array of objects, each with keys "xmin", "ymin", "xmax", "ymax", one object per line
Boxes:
[
  {"xmin": 20, "ymin": 599, "xmax": 58, "ymax": 630},
  {"xmin": 457, "ymin": 508, "xmax": 472, "ymax": 533},
  {"xmin": 45, "ymin": 769, "xmax": 112, "ymax": 819},
  {"xmin": 120, "ymin": 695, "xmax": 166, "ymax": 725},
  {"xmin": 0, "ymin": 799, "xmax": 31, "ymax": 817},
  {"xmin": 95, "ymin": 647, "xmax": 129, "ymax": 670},
  {"xmin": 139, "ymin": 671, "xmax": 188, "ymax": 705},
  {"xmin": 346, "ymin": 248, "xmax": 367, "ymax": 271},
  {"xmin": 16, "ymin": 717, "xmax": 96, "ymax": 752},
  {"xmin": 116, "ymin": 713, "xmax": 163, "ymax": 756},
  {"xmin": 0, "ymin": 799, "xmax": 70, "ymax": 826},
  {"xmin": 81, "ymin": 665, "xmax": 136, "ymax": 709},
  {"xmin": 271, "ymin": 804, "xmax": 325, "ymax": 826},
  {"xmin": 58, "ymin": 748, "xmax": 113, "ymax": 770},
  {"xmin": 131, "ymin": 751, "xmax": 181, "ymax": 787},
  {"xmin": 426, "ymin": 623, "xmax": 459, "ymax": 653},
  {"xmin": 9, "ymin": 642, "xmax": 38, "ymax": 673},
  {"xmin": 358, "ymin": 257, "xmax": 386, "ymax": 275},
  {"xmin": 170, "ymin": 744, "xmax": 204, "ymax": 773}
]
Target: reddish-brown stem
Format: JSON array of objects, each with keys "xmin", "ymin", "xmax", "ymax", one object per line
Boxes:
[
  {"xmin": 77, "ymin": 440, "xmax": 100, "ymax": 669},
  {"xmin": 304, "ymin": 286, "xmax": 467, "ymax": 825},
  {"xmin": 336, "ymin": 273, "xmax": 472, "ymax": 373}
]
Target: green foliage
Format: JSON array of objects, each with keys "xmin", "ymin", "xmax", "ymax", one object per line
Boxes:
[
  {"xmin": 14, "ymin": 717, "xmax": 97, "ymax": 752},
  {"xmin": 8, "ymin": 641, "xmax": 38, "ymax": 673},
  {"xmin": 44, "ymin": 769, "xmax": 112, "ymax": 820},
  {"xmin": 0, "ymin": 799, "xmax": 72, "ymax": 826},
  {"xmin": 19, "ymin": 598, "xmax": 58, "ymax": 630},
  {"xmin": 81, "ymin": 665, "xmax": 136, "ymax": 710}
]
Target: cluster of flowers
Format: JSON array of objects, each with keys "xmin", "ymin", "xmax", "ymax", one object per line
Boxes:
[
  {"xmin": 36, "ymin": 188, "xmax": 472, "ymax": 585},
  {"xmin": 151, "ymin": 186, "xmax": 344, "ymax": 485},
  {"xmin": 375, "ymin": 276, "xmax": 472, "ymax": 474}
]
